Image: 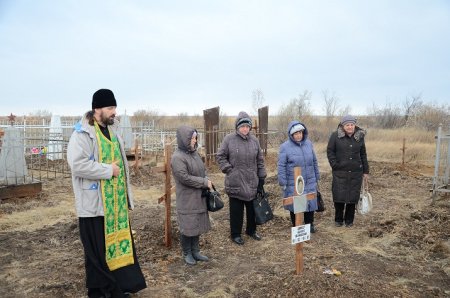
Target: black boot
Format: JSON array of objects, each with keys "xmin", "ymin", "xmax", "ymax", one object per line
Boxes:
[
  {"xmin": 304, "ymin": 211, "xmax": 316, "ymax": 233},
  {"xmin": 181, "ymin": 235, "xmax": 196, "ymax": 265},
  {"xmin": 191, "ymin": 236, "xmax": 209, "ymax": 262}
]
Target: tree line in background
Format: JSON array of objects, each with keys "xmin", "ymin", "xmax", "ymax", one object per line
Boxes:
[
  {"xmin": 24, "ymin": 89, "xmax": 449, "ymax": 134},
  {"xmin": 252, "ymin": 89, "xmax": 449, "ymax": 133}
]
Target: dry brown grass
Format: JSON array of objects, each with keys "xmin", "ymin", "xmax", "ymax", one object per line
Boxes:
[
  {"xmin": 367, "ymin": 127, "xmax": 434, "ymax": 143},
  {"xmin": 307, "ymin": 126, "xmax": 437, "ymax": 167},
  {"xmin": 0, "ymin": 202, "xmax": 75, "ymax": 232},
  {"xmin": 365, "ymin": 140, "xmax": 435, "ymax": 165},
  {"xmin": 364, "ymin": 127, "xmax": 435, "ymax": 165}
]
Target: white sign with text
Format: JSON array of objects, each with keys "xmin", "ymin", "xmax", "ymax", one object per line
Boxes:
[{"xmin": 291, "ymin": 224, "xmax": 311, "ymax": 244}]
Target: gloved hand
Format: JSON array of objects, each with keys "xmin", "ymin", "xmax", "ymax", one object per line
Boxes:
[
  {"xmin": 225, "ymin": 167, "xmax": 233, "ymax": 175},
  {"xmin": 257, "ymin": 178, "xmax": 265, "ymax": 195}
]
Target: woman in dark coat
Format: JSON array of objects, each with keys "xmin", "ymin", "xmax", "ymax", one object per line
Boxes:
[
  {"xmin": 278, "ymin": 121, "xmax": 320, "ymax": 232},
  {"xmin": 327, "ymin": 115, "xmax": 369, "ymax": 227},
  {"xmin": 171, "ymin": 125, "xmax": 213, "ymax": 265},
  {"xmin": 216, "ymin": 111, "xmax": 267, "ymax": 245}
]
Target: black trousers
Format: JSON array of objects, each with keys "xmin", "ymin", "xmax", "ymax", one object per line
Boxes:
[
  {"xmin": 334, "ymin": 202, "xmax": 356, "ymax": 224},
  {"xmin": 290, "ymin": 211, "xmax": 314, "ymax": 227},
  {"xmin": 79, "ymin": 217, "xmax": 147, "ymax": 298},
  {"xmin": 229, "ymin": 197, "xmax": 256, "ymax": 238}
]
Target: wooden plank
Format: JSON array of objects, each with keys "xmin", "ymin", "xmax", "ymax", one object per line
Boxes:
[
  {"xmin": 158, "ymin": 194, "xmax": 166, "ymax": 204},
  {"xmin": 258, "ymin": 106, "xmax": 269, "ymax": 155},
  {"xmin": 293, "ymin": 167, "xmax": 304, "ymax": 275},
  {"xmin": 295, "ymin": 212, "xmax": 303, "ymax": 275},
  {"xmin": 164, "ymin": 144, "xmax": 172, "ymax": 248},
  {"xmin": 282, "ymin": 192, "xmax": 317, "ymax": 206},
  {"xmin": 203, "ymin": 106, "xmax": 220, "ymax": 167},
  {"xmin": 0, "ymin": 182, "xmax": 42, "ymax": 200},
  {"xmin": 157, "ymin": 186, "xmax": 175, "ymax": 204}
]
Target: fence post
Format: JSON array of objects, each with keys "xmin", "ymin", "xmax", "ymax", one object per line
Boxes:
[
  {"xmin": 401, "ymin": 138, "xmax": 406, "ymax": 166},
  {"xmin": 164, "ymin": 143, "xmax": 172, "ymax": 247}
]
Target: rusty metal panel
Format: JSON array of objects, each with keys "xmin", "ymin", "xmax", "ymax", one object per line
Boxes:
[
  {"xmin": 258, "ymin": 106, "xmax": 269, "ymax": 155},
  {"xmin": 203, "ymin": 107, "xmax": 220, "ymax": 165}
]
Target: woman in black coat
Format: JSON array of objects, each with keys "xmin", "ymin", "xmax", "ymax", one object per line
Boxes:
[{"xmin": 327, "ymin": 115, "xmax": 369, "ymax": 227}]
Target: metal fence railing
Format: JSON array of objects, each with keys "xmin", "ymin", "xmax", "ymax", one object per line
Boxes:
[
  {"xmin": 432, "ymin": 125, "xmax": 450, "ymax": 201},
  {"xmin": 0, "ymin": 119, "xmax": 288, "ymax": 185}
]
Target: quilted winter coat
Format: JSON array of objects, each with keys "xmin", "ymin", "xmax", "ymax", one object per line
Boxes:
[
  {"xmin": 216, "ymin": 111, "xmax": 267, "ymax": 201},
  {"xmin": 171, "ymin": 125, "xmax": 211, "ymax": 237},
  {"xmin": 277, "ymin": 121, "xmax": 320, "ymax": 212},
  {"xmin": 327, "ymin": 125, "xmax": 369, "ymax": 204}
]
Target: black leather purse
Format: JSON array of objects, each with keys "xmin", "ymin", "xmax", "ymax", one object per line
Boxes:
[
  {"xmin": 203, "ymin": 184, "xmax": 224, "ymax": 212},
  {"xmin": 253, "ymin": 189, "xmax": 273, "ymax": 225}
]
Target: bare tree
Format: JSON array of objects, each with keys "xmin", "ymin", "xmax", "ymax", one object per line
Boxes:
[
  {"xmin": 177, "ymin": 112, "xmax": 190, "ymax": 123},
  {"xmin": 290, "ymin": 90, "xmax": 312, "ymax": 119},
  {"xmin": 322, "ymin": 90, "xmax": 339, "ymax": 123},
  {"xmin": 338, "ymin": 105, "xmax": 352, "ymax": 117},
  {"xmin": 28, "ymin": 110, "xmax": 52, "ymax": 117},
  {"xmin": 133, "ymin": 109, "xmax": 163, "ymax": 129},
  {"xmin": 367, "ymin": 101, "xmax": 403, "ymax": 129},
  {"xmin": 274, "ymin": 90, "xmax": 313, "ymax": 141},
  {"xmin": 403, "ymin": 93, "xmax": 423, "ymax": 125},
  {"xmin": 252, "ymin": 88, "xmax": 265, "ymax": 115},
  {"xmin": 219, "ymin": 110, "xmax": 231, "ymax": 130},
  {"xmin": 409, "ymin": 102, "xmax": 450, "ymax": 131}
]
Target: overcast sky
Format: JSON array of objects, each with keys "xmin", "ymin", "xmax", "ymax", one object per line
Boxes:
[{"xmin": 0, "ymin": 0, "xmax": 449, "ymax": 117}]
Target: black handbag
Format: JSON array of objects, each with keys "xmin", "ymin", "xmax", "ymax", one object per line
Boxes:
[
  {"xmin": 204, "ymin": 185, "xmax": 224, "ymax": 212},
  {"xmin": 253, "ymin": 190, "xmax": 273, "ymax": 225},
  {"xmin": 317, "ymin": 191, "xmax": 325, "ymax": 212}
]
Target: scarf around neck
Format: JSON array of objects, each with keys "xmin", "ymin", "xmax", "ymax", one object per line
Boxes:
[{"xmin": 94, "ymin": 121, "xmax": 134, "ymax": 270}]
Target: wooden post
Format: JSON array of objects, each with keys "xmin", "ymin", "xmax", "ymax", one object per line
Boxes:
[
  {"xmin": 282, "ymin": 166, "xmax": 316, "ymax": 274},
  {"xmin": 164, "ymin": 143, "xmax": 172, "ymax": 248},
  {"xmin": 293, "ymin": 167, "xmax": 304, "ymax": 275},
  {"xmin": 401, "ymin": 138, "xmax": 407, "ymax": 166},
  {"xmin": 154, "ymin": 143, "xmax": 175, "ymax": 248}
]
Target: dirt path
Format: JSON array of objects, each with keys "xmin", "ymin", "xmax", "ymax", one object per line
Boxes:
[{"xmin": 0, "ymin": 160, "xmax": 449, "ymax": 297}]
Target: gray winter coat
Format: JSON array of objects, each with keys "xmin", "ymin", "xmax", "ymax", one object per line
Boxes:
[
  {"xmin": 327, "ymin": 125, "xmax": 369, "ymax": 204},
  {"xmin": 216, "ymin": 112, "xmax": 267, "ymax": 201},
  {"xmin": 67, "ymin": 114, "xmax": 134, "ymax": 217},
  {"xmin": 171, "ymin": 125, "xmax": 211, "ymax": 237}
]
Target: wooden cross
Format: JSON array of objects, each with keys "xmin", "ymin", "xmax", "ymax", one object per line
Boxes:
[
  {"xmin": 153, "ymin": 143, "xmax": 176, "ymax": 248},
  {"xmin": 282, "ymin": 166, "xmax": 316, "ymax": 274},
  {"xmin": 400, "ymin": 138, "xmax": 407, "ymax": 166}
]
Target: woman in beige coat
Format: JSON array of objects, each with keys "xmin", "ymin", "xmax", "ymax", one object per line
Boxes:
[{"xmin": 171, "ymin": 125, "xmax": 213, "ymax": 265}]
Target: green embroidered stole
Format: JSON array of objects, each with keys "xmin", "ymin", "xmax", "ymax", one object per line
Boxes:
[{"xmin": 94, "ymin": 122, "xmax": 134, "ymax": 271}]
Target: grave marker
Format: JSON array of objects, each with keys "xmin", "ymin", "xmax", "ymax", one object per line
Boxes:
[{"xmin": 282, "ymin": 166, "xmax": 316, "ymax": 274}]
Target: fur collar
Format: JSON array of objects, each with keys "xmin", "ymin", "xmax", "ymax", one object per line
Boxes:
[{"xmin": 337, "ymin": 126, "xmax": 366, "ymax": 142}]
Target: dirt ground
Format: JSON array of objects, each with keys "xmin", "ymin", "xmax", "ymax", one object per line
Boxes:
[{"xmin": 0, "ymin": 151, "xmax": 449, "ymax": 298}]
